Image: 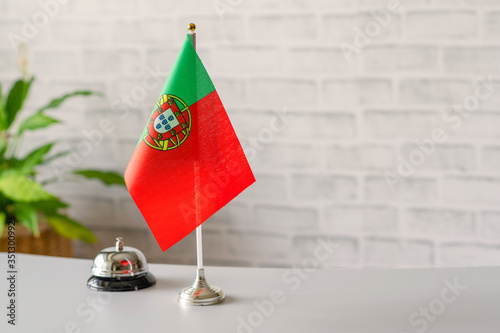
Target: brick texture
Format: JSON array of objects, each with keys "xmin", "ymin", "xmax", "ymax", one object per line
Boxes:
[{"xmin": 2, "ymin": 0, "xmax": 499, "ymax": 268}]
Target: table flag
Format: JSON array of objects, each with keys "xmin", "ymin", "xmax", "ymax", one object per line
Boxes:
[{"xmin": 125, "ymin": 34, "xmax": 255, "ymax": 251}]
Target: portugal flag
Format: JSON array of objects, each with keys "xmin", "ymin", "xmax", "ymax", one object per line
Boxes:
[{"xmin": 125, "ymin": 33, "xmax": 255, "ymax": 251}]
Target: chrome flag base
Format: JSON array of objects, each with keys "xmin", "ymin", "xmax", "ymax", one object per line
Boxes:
[{"xmin": 178, "ymin": 268, "xmax": 225, "ymax": 306}]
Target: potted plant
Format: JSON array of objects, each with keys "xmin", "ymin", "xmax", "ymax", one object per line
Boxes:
[{"xmin": 0, "ymin": 47, "xmax": 125, "ymax": 257}]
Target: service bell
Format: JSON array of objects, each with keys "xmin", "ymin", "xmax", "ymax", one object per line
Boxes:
[{"xmin": 87, "ymin": 237, "xmax": 156, "ymax": 292}]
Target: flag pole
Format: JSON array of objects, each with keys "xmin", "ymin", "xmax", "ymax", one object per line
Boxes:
[
  {"xmin": 178, "ymin": 23, "xmax": 225, "ymax": 306},
  {"xmin": 188, "ymin": 22, "xmax": 204, "ymax": 272},
  {"xmin": 196, "ymin": 226, "xmax": 203, "ymax": 269}
]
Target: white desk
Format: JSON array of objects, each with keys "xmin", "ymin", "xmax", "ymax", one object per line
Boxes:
[{"xmin": 1, "ymin": 254, "xmax": 499, "ymax": 332}]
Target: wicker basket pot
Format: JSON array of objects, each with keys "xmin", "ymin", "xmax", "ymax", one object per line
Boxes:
[{"xmin": 0, "ymin": 221, "xmax": 73, "ymax": 257}]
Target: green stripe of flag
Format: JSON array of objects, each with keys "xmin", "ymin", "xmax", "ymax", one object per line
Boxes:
[{"xmin": 158, "ymin": 35, "xmax": 215, "ymax": 107}]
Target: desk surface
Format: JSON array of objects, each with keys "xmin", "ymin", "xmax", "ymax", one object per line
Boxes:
[{"xmin": 1, "ymin": 253, "xmax": 499, "ymax": 333}]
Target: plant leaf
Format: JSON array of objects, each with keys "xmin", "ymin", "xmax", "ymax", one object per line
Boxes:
[
  {"xmin": 6, "ymin": 78, "xmax": 32, "ymax": 127},
  {"xmin": 73, "ymin": 170, "xmax": 126, "ymax": 186},
  {"xmin": 37, "ymin": 91, "xmax": 102, "ymax": 113},
  {"xmin": 31, "ymin": 199, "xmax": 68, "ymax": 215},
  {"xmin": 42, "ymin": 149, "xmax": 71, "ymax": 164},
  {"xmin": 18, "ymin": 113, "xmax": 59, "ymax": 134},
  {"xmin": 13, "ymin": 202, "xmax": 38, "ymax": 236},
  {"xmin": 19, "ymin": 142, "xmax": 53, "ymax": 173},
  {"xmin": 0, "ymin": 173, "xmax": 53, "ymax": 202},
  {"xmin": 1, "ymin": 157, "xmax": 22, "ymax": 170},
  {"xmin": 0, "ymin": 211, "xmax": 5, "ymax": 237},
  {"xmin": 46, "ymin": 214, "xmax": 96, "ymax": 243},
  {"xmin": 0, "ymin": 82, "xmax": 4, "ymax": 128},
  {"xmin": 0, "ymin": 136, "xmax": 7, "ymax": 157}
]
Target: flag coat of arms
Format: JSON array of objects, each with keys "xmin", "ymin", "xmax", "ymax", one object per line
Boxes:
[{"xmin": 125, "ymin": 34, "xmax": 255, "ymax": 251}]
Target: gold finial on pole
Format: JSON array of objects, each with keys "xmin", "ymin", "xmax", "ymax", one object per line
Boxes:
[{"xmin": 188, "ymin": 23, "xmax": 196, "ymax": 32}]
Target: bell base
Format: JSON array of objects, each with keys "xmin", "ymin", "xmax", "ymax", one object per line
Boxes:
[
  {"xmin": 178, "ymin": 269, "xmax": 225, "ymax": 306},
  {"xmin": 87, "ymin": 272, "xmax": 156, "ymax": 292}
]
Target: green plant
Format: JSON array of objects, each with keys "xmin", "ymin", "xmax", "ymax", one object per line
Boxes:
[{"xmin": 0, "ymin": 76, "xmax": 125, "ymax": 243}]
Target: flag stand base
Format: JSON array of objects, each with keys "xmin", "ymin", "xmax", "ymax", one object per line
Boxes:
[{"xmin": 178, "ymin": 268, "xmax": 225, "ymax": 306}]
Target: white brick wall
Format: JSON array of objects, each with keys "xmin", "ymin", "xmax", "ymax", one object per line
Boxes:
[{"xmin": 1, "ymin": 0, "xmax": 500, "ymax": 268}]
